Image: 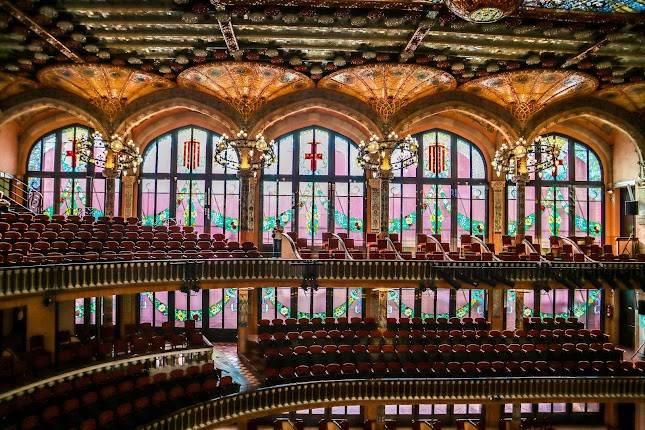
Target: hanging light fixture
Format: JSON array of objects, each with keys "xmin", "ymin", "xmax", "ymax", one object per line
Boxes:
[
  {"xmin": 357, "ymin": 131, "xmax": 418, "ymax": 173},
  {"xmin": 213, "ymin": 129, "xmax": 276, "ymax": 172},
  {"xmin": 76, "ymin": 131, "xmax": 143, "ymax": 175},
  {"xmin": 491, "ymin": 135, "xmax": 565, "ymax": 182}
]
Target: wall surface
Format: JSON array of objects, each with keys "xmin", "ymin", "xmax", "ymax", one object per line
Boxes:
[{"xmin": 0, "ymin": 121, "xmax": 19, "ymax": 174}]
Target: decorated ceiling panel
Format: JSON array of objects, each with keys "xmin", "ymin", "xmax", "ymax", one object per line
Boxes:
[
  {"xmin": 0, "ymin": 72, "xmax": 39, "ymax": 101},
  {"xmin": 522, "ymin": 0, "xmax": 645, "ymax": 13},
  {"xmin": 37, "ymin": 64, "xmax": 174, "ymax": 119},
  {"xmin": 318, "ymin": 64, "xmax": 456, "ymax": 122},
  {"xmin": 177, "ymin": 62, "xmax": 314, "ymax": 117},
  {"xmin": 460, "ymin": 69, "xmax": 597, "ymax": 121},
  {"xmin": 596, "ymin": 82, "xmax": 645, "ymax": 112}
]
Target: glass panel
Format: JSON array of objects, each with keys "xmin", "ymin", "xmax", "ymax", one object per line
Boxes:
[
  {"xmin": 61, "ymin": 127, "xmax": 87, "ymax": 173},
  {"xmin": 175, "ymin": 291, "xmax": 188, "ymax": 327},
  {"xmin": 421, "ymin": 184, "xmax": 451, "ymax": 242},
  {"xmin": 209, "ymin": 289, "xmax": 223, "ymax": 328},
  {"xmin": 540, "ymin": 135, "xmax": 568, "ymax": 181},
  {"xmin": 59, "ymin": 178, "xmax": 86, "ymax": 216},
  {"xmin": 261, "ymin": 288, "xmax": 277, "ymax": 320},
  {"xmin": 299, "ymin": 128, "xmax": 329, "ymax": 175},
  {"xmin": 298, "ymin": 288, "xmax": 312, "ymax": 318},
  {"xmin": 27, "ymin": 141, "xmax": 42, "ymax": 172},
  {"xmin": 75, "ymin": 298, "xmax": 85, "ymax": 325},
  {"xmin": 334, "ymin": 136, "xmax": 348, "ymax": 176},
  {"xmin": 277, "ymin": 287, "xmax": 292, "ymax": 319},
  {"xmin": 421, "ymin": 290, "xmax": 435, "ymax": 319},
  {"xmin": 334, "ymin": 181, "xmax": 364, "ymax": 245},
  {"xmin": 574, "ymin": 142, "xmax": 588, "ymax": 181},
  {"xmin": 574, "ymin": 289, "xmax": 602, "ymax": 330},
  {"xmin": 223, "ymin": 288, "xmax": 238, "ymax": 329},
  {"xmin": 298, "ymin": 182, "xmax": 328, "ymax": 246},
  {"xmin": 42, "ymin": 134, "xmax": 56, "ymax": 172},
  {"xmin": 312, "ymin": 288, "xmax": 326, "ymax": 318},
  {"xmin": 423, "ymin": 131, "xmax": 451, "ymax": 179},
  {"xmin": 156, "ymin": 135, "xmax": 172, "ymax": 174},
  {"xmin": 190, "ymin": 291, "xmax": 203, "ymax": 328},
  {"xmin": 139, "ymin": 293, "xmax": 153, "ymax": 325},
  {"xmin": 400, "ymin": 288, "xmax": 415, "ymax": 318},
  {"xmin": 262, "ymin": 181, "xmax": 294, "ymax": 244},
  {"xmin": 436, "ymin": 289, "xmax": 450, "ymax": 318},
  {"xmin": 389, "ymin": 183, "xmax": 416, "ymax": 247}
]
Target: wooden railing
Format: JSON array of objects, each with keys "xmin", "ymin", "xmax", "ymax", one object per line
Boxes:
[
  {"xmin": 0, "ymin": 346, "xmax": 213, "ymax": 403},
  {"xmin": 0, "ymin": 259, "xmax": 643, "ymax": 299},
  {"xmin": 138, "ymin": 376, "xmax": 645, "ymax": 429}
]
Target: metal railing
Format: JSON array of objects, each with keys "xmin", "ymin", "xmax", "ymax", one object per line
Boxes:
[
  {"xmin": 138, "ymin": 376, "xmax": 645, "ymax": 430},
  {"xmin": 0, "ymin": 259, "xmax": 643, "ymax": 299},
  {"xmin": 0, "ymin": 172, "xmax": 43, "ymax": 214}
]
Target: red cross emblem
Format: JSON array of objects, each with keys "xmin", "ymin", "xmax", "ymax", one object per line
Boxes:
[
  {"xmin": 304, "ymin": 141, "xmax": 323, "ymax": 172},
  {"xmin": 66, "ymin": 140, "xmax": 78, "ymax": 168}
]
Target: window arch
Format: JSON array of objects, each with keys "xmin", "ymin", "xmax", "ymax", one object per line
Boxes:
[
  {"xmin": 26, "ymin": 125, "xmax": 120, "ymax": 217},
  {"xmin": 506, "ymin": 134, "xmax": 604, "ymax": 247},
  {"xmin": 138, "ymin": 125, "xmax": 239, "ymax": 239},
  {"xmin": 261, "ymin": 126, "xmax": 365, "ymax": 246},
  {"xmin": 389, "ymin": 129, "xmax": 488, "ymax": 247}
]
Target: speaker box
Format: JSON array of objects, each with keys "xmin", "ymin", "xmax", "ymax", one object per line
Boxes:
[
  {"xmin": 638, "ymin": 300, "xmax": 645, "ymax": 315},
  {"xmin": 625, "ymin": 200, "xmax": 638, "ymax": 216}
]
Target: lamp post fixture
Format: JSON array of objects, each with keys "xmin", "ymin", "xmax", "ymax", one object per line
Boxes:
[
  {"xmin": 492, "ymin": 135, "xmax": 564, "ymax": 243},
  {"xmin": 358, "ymin": 131, "xmax": 418, "ymax": 233},
  {"xmin": 214, "ymin": 129, "xmax": 276, "ymax": 238},
  {"xmin": 77, "ymin": 131, "xmax": 142, "ymax": 217}
]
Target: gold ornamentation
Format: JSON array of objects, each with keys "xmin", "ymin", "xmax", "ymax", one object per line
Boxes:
[
  {"xmin": 318, "ymin": 64, "xmax": 456, "ymax": 123},
  {"xmin": 461, "ymin": 69, "xmax": 597, "ymax": 122},
  {"xmin": 596, "ymin": 82, "xmax": 645, "ymax": 113},
  {"xmin": 446, "ymin": 0, "xmax": 521, "ymax": 22},
  {"xmin": 37, "ymin": 64, "xmax": 174, "ymax": 121},
  {"xmin": 178, "ymin": 62, "xmax": 314, "ymax": 119},
  {"xmin": 0, "ymin": 72, "xmax": 39, "ymax": 100}
]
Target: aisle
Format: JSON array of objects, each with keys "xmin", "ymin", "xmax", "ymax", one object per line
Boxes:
[{"xmin": 212, "ymin": 343, "xmax": 261, "ymax": 391}]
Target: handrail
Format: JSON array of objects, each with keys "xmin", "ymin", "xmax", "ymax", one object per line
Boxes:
[
  {"xmin": 560, "ymin": 237, "xmax": 594, "ymax": 262},
  {"xmin": 425, "ymin": 235, "xmax": 449, "ymax": 261},
  {"xmin": 330, "ymin": 233, "xmax": 353, "ymax": 260},
  {"xmin": 138, "ymin": 376, "xmax": 645, "ymax": 430},
  {"xmin": 0, "ymin": 346, "xmax": 213, "ymax": 403},
  {"xmin": 470, "ymin": 236, "xmax": 501, "ymax": 262},
  {"xmin": 0, "ymin": 172, "xmax": 43, "ymax": 214},
  {"xmin": 522, "ymin": 239, "xmax": 546, "ymax": 261},
  {"xmin": 0, "ymin": 259, "xmax": 643, "ymax": 299},
  {"xmin": 385, "ymin": 237, "xmax": 404, "ymax": 261},
  {"xmin": 278, "ymin": 232, "xmax": 302, "ymax": 259}
]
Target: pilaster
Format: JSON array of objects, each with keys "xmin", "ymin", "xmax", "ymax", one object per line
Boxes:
[
  {"xmin": 491, "ymin": 180, "xmax": 506, "ymax": 252},
  {"xmin": 238, "ymin": 287, "xmax": 259, "ymax": 356},
  {"xmin": 121, "ymin": 175, "xmax": 137, "ymax": 218}
]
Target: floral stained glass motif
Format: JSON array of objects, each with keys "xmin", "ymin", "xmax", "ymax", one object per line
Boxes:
[
  {"xmin": 139, "ymin": 126, "xmax": 238, "ymax": 236},
  {"xmin": 26, "ymin": 125, "xmax": 121, "ymax": 216},
  {"xmin": 522, "ymin": 0, "xmax": 645, "ymax": 13},
  {"xmin": 262, "ymin": 127, "xmax": 364, "ymax": 246}
]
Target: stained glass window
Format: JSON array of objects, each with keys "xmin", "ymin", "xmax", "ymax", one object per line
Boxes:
[
  {"xmin": 26, "ymin": 125, "xmax": 121, "ymax": 217},
  {"xmin": 139, "ymin": 126, "xmax": 238, "ymax": 237},
  {"xmin": 387, "ymin": 288, "xmax": 416, "ymax": 319},
  {"xmin": 391, "ymin": 129, "xmax": 487, "ymax": 248},
  {"xmin": 507, "ymin": 134, "xmax": 603, "ymax": 248},
  {"xmin": 261, "ymin": 126, "xmax": 364, "ymax": 246}
]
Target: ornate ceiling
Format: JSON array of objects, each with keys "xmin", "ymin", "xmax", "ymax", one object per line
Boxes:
[
  {"xmin": 319, "ymin": 64, "xmax": 456, "ymax": 121},
  {"xmin": 0, "ymin": 72, "xmax": 39, "ymax": 100},
  {"xmin": 37, "ymin": 64, "xmax": 174, "ymax": 119},
  {"xmin": 178, "ymin": 62, "xmax": 313, "ymax": 117},
  {"xmin": 0, "ymin": 0, "xmax": 642, "ymax": 118},
  {"xmin": 596, "ymin": 82, "xmax": 645, "ymax": 112},
  {"xmin": 460, "ymin": 69, "xmax": 598, "ymax": 121}
]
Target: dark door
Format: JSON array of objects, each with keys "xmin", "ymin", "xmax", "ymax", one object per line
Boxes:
[
  {"xmin": 618, "ymin": 403, "xmax": 635, "ymax": 430},
  {"xmin": 620, "ymin": 188, "xmax": 635, "ymax": 237},
  {"xmin": 619, "ymin": 289, "xmax": 636, "ymax": 348}
]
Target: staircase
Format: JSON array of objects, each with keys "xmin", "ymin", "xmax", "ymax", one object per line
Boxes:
[{"xmin": 0, "ymin": 172, "xmax": 43, "ymax": 215}]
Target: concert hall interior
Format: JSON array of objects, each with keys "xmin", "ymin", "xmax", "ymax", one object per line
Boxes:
[{"xmin": 0, "ymin": 0, "xmax": 644, "ymax": 429}]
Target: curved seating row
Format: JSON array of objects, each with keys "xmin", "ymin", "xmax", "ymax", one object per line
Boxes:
[{"xmin": 262, "ymin": 342, "xmax": 622, "ymax": 370}]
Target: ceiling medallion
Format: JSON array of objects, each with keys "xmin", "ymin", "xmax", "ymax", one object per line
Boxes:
[{"xmin": 446, "ymin": 0, "xmax": 521, "ymax": 23}]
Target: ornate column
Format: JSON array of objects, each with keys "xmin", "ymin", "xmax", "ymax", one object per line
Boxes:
[
  {"xmin": 514, "ymin": 173, "xmax": 528, "ymax": 244},
  {"xmin": 238, "ymin": 169, "xmax": 255, "ymax": 243},
  {"xmin": 237, "ymin": 287, "xmax": 259, "ymax": 355},
  {"xmin": 510, "ymin": 403, "xmax": 522, "ymax": 430},
  {"xmin": 368, "ymin": 177, "xmax": 381, "ymax": 233},
  {"xmin": 636, "ymin": 179, "xmax": 645, "ymax": 254},
  {"xmin": 103, "ymin": 168, "xmax": 118, "ymax": 217},
  {"xmin": 379, "ymin": 170, "xmax": 393, "ymax": 234},
  {"xmin": 377, "ymin": 288, "xmax": 388, "ymax": 330},
  {"xmin": 118, "ymin": 294, "xmax": 137, "ymax": 338},
  {"xmin": 491, "ymin": 180, "xmax": 506, "ymax": 251},
  {"xmin": 121, "ymin": 175, "xmax": 137, "ymax": 218},
  {"xmin": 514, "ymin": 289, "xmax": 525, "ymax": 330},
  {"xmin": 102, "ymin": 296, "xmax": 114, "ymax": 326},
  {"xmin": 488, "ymin": 288, "xmax": 504, "ymax": 331}
]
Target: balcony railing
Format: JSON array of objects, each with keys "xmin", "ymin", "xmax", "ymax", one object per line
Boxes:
[
  {"xmin": 0, "ymin": 259, "xmax": 642, "ymax": 299},
  {"xmin": 0, "ymin": 346, "xmax": 213, "ymax": 404},
  {"xmin": 138, "ymin": 376, "xmax": 645, "ymax": 430}
]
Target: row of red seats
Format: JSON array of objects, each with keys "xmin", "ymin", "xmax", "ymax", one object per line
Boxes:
[
  {"xmin": 258, "ymin": 317, "xmax": 487, "ymax": 333},
  {"xmin": 263, "ymin": 342, "xmax": 622, "ymax": 369},
  {"xmin": 524, "ymin": 316, "xmax": 583, "ymax": 330},
  {"xmin": 257, "ymin": 328, "xmax": 607, "ymax": 350},
  {"xmin": 264, "ymin": 359, "xmax": 644, "ymax": 385},
  {"xmin": 2, "ymin": 360, "xmax": 233, "ymax": 430}
]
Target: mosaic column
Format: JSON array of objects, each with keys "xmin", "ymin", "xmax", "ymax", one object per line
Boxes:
[
  {"xmin": 514, "ymin": 290, "xmax": 525, "ymax": 331},
  {"xmin": 491, "ymin": 180, "xmax": 506, "ymax": 251},
  {"xmin": 237, "ymin": 169, "xmax": 257, "ymax": 243},
  {"xmin": 369, "ymin": 177, "xmax": 381, "ymax": 232},
  {"xmin": 514, "ymin": 174, "xmax": 528, "ymax": 244},
  {"xmin": 636, "ymin": 179, "xmax": 645, "ymax": 254},
  {"xmin": 237, "ymin": 287, "xmax": 259, "ymax": 355},
  {"xmin": 103, "ymin": 169, "xmax": 118, "ymax": 217},
  {"xmin": 377, "ymin": 288, "xmax": 388, "ymax": 331},
  {"xmin": 121, "ymin": 175, "xmax": 137, "ymax": 218},
  {"xmin": 379, "ymin": 170, "xmax": 393, "ymax": 234}
]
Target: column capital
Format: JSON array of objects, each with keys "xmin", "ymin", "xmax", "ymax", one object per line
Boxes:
[
  {"xmin": 490, "ymin": 180, "xmax": 506, "ymax": 191},
  {"xmin": 121, "ymin": 175, "xmax": 137, "ymax": 186}
]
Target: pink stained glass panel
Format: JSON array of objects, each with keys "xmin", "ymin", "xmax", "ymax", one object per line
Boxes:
[
  {"xmin": 223, "ymin": 288, "xmax": 238, "ymax": 329},
  {"xmin": 299, "ymin": 128, "xmax": 329, "ymax": 176},
  {"xmin": 421, "ymin": 290, "xmax": 436, "ymax": 318},
  {"xmin": 175, "ymin": 291, "xmax": 188, "ymax": 327},
  {"xmin": 298, "ymin": 182, "xmax": 328, "ymax": 246},
  {"xmin": 277, "ymin": 287, "xmax": 292, "ymax": 319},
  {"xmin": 312, "ymin": 288, "xmax": 327, "ymax": 318},
  {"xmin": 261, "ymin": 288, "xmax": 276, "ymax": 320},
  {"xmin": 190, "ymin": 291, "xmax": 202, "ymax": 328},
  {"xmin": 75, "ymin": 298, "xmax": 85, "ymax": 325},
  {"xmin": 209, "ymin": 289, "xmax": 223, "ymax": 328},
  {"xmin": 139, "ymin": 293, "xmax": 153, "ymax": 325},
  {"xmin": 436, "ymin": 289, "xmax": 450, "ymax": 318}
]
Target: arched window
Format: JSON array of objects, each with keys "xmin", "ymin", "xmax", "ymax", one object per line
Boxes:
[
  {"xmin": 506, "ymin": 134, "xmax": 604, "ymax": 247},
  {"xmin": 389, "ymin": 129, "xmax": 488, "ymax": 247},
  {"xmin": 261, "ymin": 126, "xmax": 365, "ymax": 246},
  {"xmin": 138, "ymin": 126, "xmax": 239, "ymax": 239},
  {"xmin": 26, "ymin": 125, "xmax": 120, "ymax": 217}
]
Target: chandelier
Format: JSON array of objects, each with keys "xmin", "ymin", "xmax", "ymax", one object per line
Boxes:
[
  {"xmin": 492, "ymin": 135, "xmax": 564, "ymax": 182},
  {"xmin": 77, "ymin": 131, "xmax": 142, "ymax": 175},
  {"xmin": 214, "ymin": 129, "xmax": 276, "ymax": 171},
  {"xmin": 358, "ymin": 131, "xmax": 418, "ymax": 173}
]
